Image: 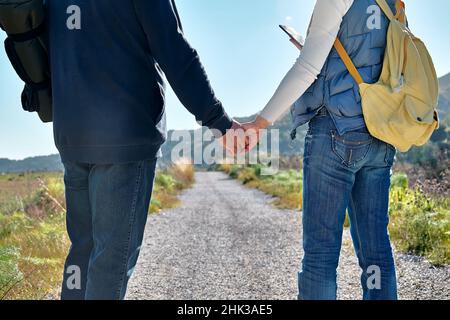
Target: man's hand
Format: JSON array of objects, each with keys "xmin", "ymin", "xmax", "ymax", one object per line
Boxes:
[
  {"xmin": 241, "ymin": 115, "xmax": 271, "ymax": 153},
  {"xmin": 219, "ymin": 120, "xmax": 247, "ymax": 155}
]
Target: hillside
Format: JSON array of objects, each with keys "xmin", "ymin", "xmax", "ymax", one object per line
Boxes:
[
  {"xmin": 0, "ymin": 154, "xmax": 63, "ymax": 173},
  {"xmin": 1, "ymin": 73, "xmax": 449, "ymax": 172},
  {"xmin": 438, "ymin": 73, "xmax": 450, "ymax": 119},
  {"xmin": 162, "ymin": 73, "xmax": 450, "ymax": 163}
]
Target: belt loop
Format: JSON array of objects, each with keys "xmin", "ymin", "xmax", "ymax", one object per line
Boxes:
[{"xmin": 318, "ymin": 107, "xmax": 328, "ymax": 116}]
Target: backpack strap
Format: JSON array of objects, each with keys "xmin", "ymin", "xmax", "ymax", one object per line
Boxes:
[
  {"xmin": 395, "ymin": 0, "xmax": 406, "ymax": 23},
  {"xmin": 375, "ymin": 0, "xmax": 395, "ymax": 21},
  {"xmin": 334, "ymin": 39, "xmax": 364, "ymax": 85},
  {"xmin": 333, "ymin": 0, "xmax": 406, "ymax": 86},
  {"xmin": 377, "ymin": 0, "xmax": 406, "ymax": 23}
]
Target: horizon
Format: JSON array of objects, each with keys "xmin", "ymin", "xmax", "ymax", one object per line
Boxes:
[{"xmin": 1, "ymin": 0, "xmax": 450, "ymax": 160}]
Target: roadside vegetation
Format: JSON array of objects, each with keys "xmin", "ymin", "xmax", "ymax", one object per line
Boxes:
[
  {"xmin": 0, "ymin": 163, "xmax": 194, "ymax": 300},
  {"xmin": 220, "ymin": 163, "xmax": 449, "ymax": 266},
  {"xmin": 151, "ymin": 161, "xmax": 195, "ymax": 212}
]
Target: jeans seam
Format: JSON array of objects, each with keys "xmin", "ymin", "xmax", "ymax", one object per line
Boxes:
[
  {"xmin": 384, "ymin": 143, "xmax": 397, "ymax": 166},
  {"xmin": 349, "ymin": 196, "xmax": 368, "ymax": 276},
  {"xmin": 304, "ymin": 136, "xmax": 311, "ymax": 156},
  {"xmin": 115, "ymin": 161, "xmax": 144, "ymax": 299}
]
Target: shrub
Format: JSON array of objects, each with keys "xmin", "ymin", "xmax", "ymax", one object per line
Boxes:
[
  {"xmin": 0, "ymin": 167, "xmax": 195, "ymax": 299},
  {"xmin": 0, "ymin": 246, "xmax": 22, "ymax": 298},
  {"xmin": 154, "ymin": 173, "xmax": 176, "ymax": 191},
  {"xmin": 222, "ymin": 166, "xmax": 449, "ymax": 265},
  {"xmin": 389, "ymin": 187, "xmax": 449, "ymax": 265},
  {"xmin": 219, "ymin": 163, "xmax": 232, "ymax": 174},
  {"xmin": 150, "ymin": 163, "xmax": 195, "ymax": 213},
  {"xmin": 229, "ymin": 165, "xmax": 241, "ymax": 179},
  {"xmin": 169, "ymin": 160, "xmax": 195, "ymax": 188},
  {"xmin": 226, "ymin": 166, "xmax": 303, "ymax": 209},
  {"xmin": 149, "ymin": 198, "xmax": 162, "ymax": 213},
  {"xmin": 0, "ymin": 212, "xmax": 32, "ymax": 240},
  {"xmin": 26, "ymin": 177, "xmax": 66, "ymax": 220},
  {"xmin": 238, "ymin": 169, "xmax": 257, "ymax": 185},
  {"xmin": 391, "ymin": 173, "xmax": 409, "ymax": 190}
]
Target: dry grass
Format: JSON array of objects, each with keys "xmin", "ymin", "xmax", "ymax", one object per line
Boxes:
[
  {"xmin": 0, "ymin": 174, "xmax": 68, "ymax": 300},
  {"xmin": 220, "ymin": 164, "xmax": 302, "ymax": 209},
  {"xmin": 169, "ymin": 159, "xmax": 195, "ymax": 188},
  {"xmin": 0, "ymin": 174, "xmax": 40, "ymax": 202},
  {"xmin": 0, "ymin": 162, "xmax": 195, "ymax": 299},
  {"xmin": 150, "ymin": 161, "xmax": 195, "ymax": 213}
]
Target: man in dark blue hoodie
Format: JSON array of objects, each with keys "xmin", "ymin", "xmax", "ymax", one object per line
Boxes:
[{"xmin": 46, "ymin": 0, "xmax": 240, "ymax": 300}]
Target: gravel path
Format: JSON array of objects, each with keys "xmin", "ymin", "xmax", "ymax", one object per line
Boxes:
[{"xmin": 126, "ymin": 172, "xmax": 449, "ymax": 300}]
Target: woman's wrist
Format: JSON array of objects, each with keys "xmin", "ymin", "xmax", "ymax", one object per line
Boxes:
[{"xmin": 255, "ymin": 115, "xmax": 271, "ymax": 129}]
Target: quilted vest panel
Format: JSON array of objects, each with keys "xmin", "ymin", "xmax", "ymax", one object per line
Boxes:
[{"xmin": 291, "ymin": 0, "xmax": 396, "ymax": 136}]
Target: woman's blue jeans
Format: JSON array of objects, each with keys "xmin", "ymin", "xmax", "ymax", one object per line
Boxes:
[{"xmin": 298, "ymin": 110, "xmax": 398, "ymax": 300}]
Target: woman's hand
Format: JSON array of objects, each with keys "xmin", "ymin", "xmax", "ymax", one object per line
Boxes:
[
  {"xmin": 219, "ymin": 120, "xmax": 247, "ymax": 155},
  {"xmin": 242, "ymin": 115, "xmax": 271, "ymax": 152}
]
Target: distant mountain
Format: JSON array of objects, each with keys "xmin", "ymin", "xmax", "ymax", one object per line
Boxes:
[
  {"xmin": 0, "ymin": 154, "xmax": 63, "ymax": 173},
  {"xmin": 438, "ymin": 73, "xmax": 450, "ymax": 120},
  {"xmin": 2, "ymin": 74, "xmax": 449, "ymax": 172},
  {"xmin": 162, "ymin": 72, "xmax": 450, "ymax": 164}
]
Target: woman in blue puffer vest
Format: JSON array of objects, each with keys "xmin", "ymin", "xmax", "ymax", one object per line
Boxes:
[{"xmin": 243, "ymin": 0, "xmax": 399, "ymax": 300}]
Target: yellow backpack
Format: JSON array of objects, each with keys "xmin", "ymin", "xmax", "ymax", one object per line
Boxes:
[{"xmin": 334, "ymin": 0, "xmax": 440, "ymax": 152}]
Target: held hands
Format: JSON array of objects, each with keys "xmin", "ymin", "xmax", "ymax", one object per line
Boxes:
[
  {"xmin": 219, "ymin": 116, "xmax": 271, "ymax": 155},
  {"xmin": 241, "ymin": 115, "xmax": 270, "ymax": 153},
  {"xmin": 219, "ymin": 120, "xmax": 247, "ymax": 155}
]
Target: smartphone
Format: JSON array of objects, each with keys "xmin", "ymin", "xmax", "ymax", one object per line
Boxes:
[{"xmin": 279, "ymin": 25, "xmax": 304, "ymax": 50}]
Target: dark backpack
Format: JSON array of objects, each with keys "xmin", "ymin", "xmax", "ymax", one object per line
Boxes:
[{"xmin": 0, "ymin": 0, "xmax": 52, "ymax": 123}]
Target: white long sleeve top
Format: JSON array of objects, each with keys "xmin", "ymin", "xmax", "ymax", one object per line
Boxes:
[{"xmin": 259, "ymin": 0, "xmax": 355, "ymax": 123}]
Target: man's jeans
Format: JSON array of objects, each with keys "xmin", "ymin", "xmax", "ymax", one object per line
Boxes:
[
  {"xmin": 299, "ymin": 110, "xmax": 398, "ymax": 300},
  {"xmin": 60, "ymin": 159, "xmax": 157, "ymax": 300}
]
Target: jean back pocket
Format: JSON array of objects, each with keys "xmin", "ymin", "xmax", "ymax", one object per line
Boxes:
[{"xmin": 331, "ymin": 130, "xmax": 373, "ymax": 167}]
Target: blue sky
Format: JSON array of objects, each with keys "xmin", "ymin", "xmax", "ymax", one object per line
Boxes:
[{"xmin": 1, "ymin": 0, "xmax": 449, "ymax": 159}]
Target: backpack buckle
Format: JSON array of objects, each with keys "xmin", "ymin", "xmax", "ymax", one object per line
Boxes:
[{"xmin": 393, "ymin": 75, "xmax": 405, "ymax": 93}]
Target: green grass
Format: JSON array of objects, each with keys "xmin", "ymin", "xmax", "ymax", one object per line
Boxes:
[
  {"xmin": 0, "ymin": 174, "xmax": 68, "ymax": 300},
  {"xmin": 221, "ymin": 164, "xmax": 303, "ymax": 209},
  {"xmin": 389, "ymin": 179, "xmax": 449, "ymax": 265},
  {"xmin": 0, "ymin": 164, "xmax": 194, "ymax": 300},
  {"xmin": 150, "ymin": 163, "xmax": 195, "ymax": 213},
  {"xmin": 221, "ymin": 164, "xmax": 450, "ymax": 265}
]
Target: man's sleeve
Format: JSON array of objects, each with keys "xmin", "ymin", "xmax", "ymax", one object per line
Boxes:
[{"xmin": 132, "ymin": 0, "xmax": 233, "ymax": 135}]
